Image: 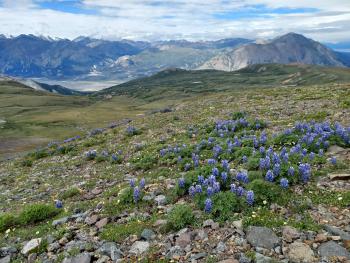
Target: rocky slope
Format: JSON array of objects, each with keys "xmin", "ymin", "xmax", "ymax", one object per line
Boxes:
[
  {"xmin": 0, "ymin": 82, "xmax": 349, "ymax": 262},
  {"xmin": 199, "ymin": 33, "xmax": 347, "ymax": 71}
]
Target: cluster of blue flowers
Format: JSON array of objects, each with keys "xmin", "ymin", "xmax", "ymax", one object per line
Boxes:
[
  {"xmin": 130, "ymin": 178, "xmax": 146, "ymax": 203},
  {"xmin": 159, "ymin": 116, "xmax": 349, "ymax": 214}
]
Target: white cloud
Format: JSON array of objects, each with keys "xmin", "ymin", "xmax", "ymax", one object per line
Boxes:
[{"xmin": 0, "ymin": 0, "xmax": 349, "ymax": 43}]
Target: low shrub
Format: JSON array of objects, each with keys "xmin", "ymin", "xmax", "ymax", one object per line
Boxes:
[
  {"xmin": 19, "ymin": 204, "xmax": 60, "ymax": 225},
  {"xmin": 167, "ymin": 204, "xmax": 195, "ymax": 231}
]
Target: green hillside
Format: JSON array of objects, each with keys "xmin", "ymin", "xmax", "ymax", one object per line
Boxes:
[{"xmin": 95, "ymin": 64, "xmax": 350, "ymax": 101}]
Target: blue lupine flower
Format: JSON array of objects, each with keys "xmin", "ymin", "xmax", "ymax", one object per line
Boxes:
[
  {"xmin": 204, "ymin": 198, "xmax": 212, "ymax": 213},
  {"xmin": 198, "ymin": 175, "xmax": 204, "ymax": 185},
  {"xmin": 319, "ymin": 149, "xmax": 324, "ymax": 156},
  {"xmin": 236, "ymin": 171, "xmax": 249, "ymax": 184},
  {"xmin": 195, "ymin": 184, "xmax": 202, "ymax": 193},
  {"xmin": 208, "ymin": 159, "xmax": 216, "ymax": 165},
  {"xmin": 330, "ymin": 157, "xmax": 337, "ymax": 165},
  {"xmin": 309, "ymin": 152, "xmax": 315, "ymax": 161},
  {"xmin": 236, "ymin": 186, "xmax": 245, "ymax": 196},
  {"xmin": 184, "ymin": 163, "xmax": 191, "ymax": 171},
  {"xmin": 222, "ymin": 160, "xmax": 229, "ymax": 171},
  {"xmin": 213, "ymin": 182, "xmax": 220, "ymax": 193},
  {"xmin": 259, "ymin": 146, "xmax": 265, "ymax": 155},
  {"xmin": 221, "ymin": 172, "xmax": 228, "ymax": 182},
  {"xmin": 280, "ymin": 178, "xmax": 289, "ymax": 189},
  {"xmin": 178, "ymin": 178, "xmax": 185, "ymax": 188},
  {"xmin": 133, "ymin": 187, "xmax": 140, "ymax": 203},
  {"xmin": 273, "ymin": 164, "xmax": 281, "ymax": 176},
  {"xmin": 130, "ymin": 178, "xmax": 136, "ymax": 188},
  {"xmin": 212, "ymin": 167, "xmax": 219, "ymax": 177},
  {"xmin": 55, "ymin": 200, "xmax": 63, "ymax": 209},
  {"xmin": 208, "ymin": 175, "xmax": 216, "ymax": 185},
  {"xmin": 140, "ymin": 178, "xmax": 146, "ymax": 189},
  {"xmin": 265, "ymin": 170, "xmax": 274, "ymax": 182},
  {"xmin": 299, "ymin": 163, "xmax": 311, "ymax": 183},
  {"xmin": 242, "ymin": 155, "xmax": 248, "ymax": 163},
  {"xmin": 288, "ymin": 166, "xmax": 295, "ymax": 176},
  {"xmin": 189, "ymin": 186, "xmax": 196, "ymax": 197},
  {"xmin": 230, "ymin": 183, "xmax": 236, "ymax": 193},
  {"xmin": 246, "ymin": 191, "xmax": 254, "ymax": 206},
  {"xmin": 207, "ymin": 186, "xmax": 214, "ymax": 197},
  {"xmin": 86, "ymin": 150, "xmax": 97, "ymax": 160}
]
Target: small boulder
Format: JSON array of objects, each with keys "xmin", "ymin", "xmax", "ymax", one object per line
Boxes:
[
  {"xmin": 246, "ymin": 226, "xmax": 280, "ymax": 249},
  {"xmin": 129, "ymin": 241, "xmax": 149, "ymax": 255},
  {"xmin": 62, "ymin": 253, "xmax": 91, "ymax": 263},
  {"xmin": 140, "ymin": 229, "xmax": 156, "ymax": 241},
  {"xmin": 318, "ymin": 241, "xmax": 350, "ymax": 259},
  {"xmin": 288, "ymin": 242, "xmax": 315, "ymax": 262},
  {"xmin": 21, "ymin": 238, "xmax": 42, "ymax": 255},
  {"xmin": 282, "ymin": 226, "xmax": 300, "ymax": 242},
  {"xmin": 95, "ymin": 218, "xmax": 108, "ymax": 229},
  {"xmin": 154, "ymin": 195, "xmax": 167, "ymax": 206}
]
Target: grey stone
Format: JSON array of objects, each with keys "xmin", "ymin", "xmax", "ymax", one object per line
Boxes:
[
  {"xmin": 52, "ymin": 217, "xmax": 69, "ymax": 227},
  {"xmin": 28, "ymin": 253, "xmax": 37, "ymax": 263},
  {"xmin": 154, "ymin": 195, "xmax": 167, "ymax": 205},
  {"xmin": 288, "ymin": 242, "xmax": 315, "ymax": 262},
  {"xmin": 98, "ymin": 242, "xmax": 123, "ymax": 260},
  {"xmin": 324, "ymin": 225, "xmax": 350, "ymax": 241},
  {"xmin": 62, "ymin": 253, "xmax": 91, "ymax": 263},
  {"xmin": 0, "ymin": 255, "xmax": 11, "ymax": 263},
  {"xmin": 191, "ymin": 252, "xmax": 207, "ymax": 260},
  {"xmin": 176, "ymin": 233, "xmax": 192, "ymax": 248},
  {"xmin": 21, "ymin": 238, "xmax": 42, "ymax": 255},
  {"xmin": 129, "ymin": 241, "xmax": 149, "ymax": 255},
  {"xmin": 282, "ymin": 226, "xmax": 300, "ymax": 242},
  {"xmin": 0, "ymin": 247, "xmax": 17, "ymax": 257},
  {"xmin": 255, "ymin": 253, "xmax": 273, "ymax": 263},
  {"xmin": 141, "ymin": 229, "xmax": 156, "ymax": 241},
  {"xmin": 246, "ymin": 226, "xmax": 280, "ymax": 249},
  {"xmin": 166, "ymin": 246, "xmax": 184, "ymax": 259},
  {"xmin": 47, "ymin": 242, "xmax": 61, "ymax": 252},
  {"xmin": 216, "ymin": 241, "xmax": 226, "ymax": 253},
  {"xmin": 318, "ymin": 241, "xmax": 350, "ymax": 259}
]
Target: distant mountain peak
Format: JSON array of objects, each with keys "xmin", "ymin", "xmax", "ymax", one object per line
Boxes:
[{"xmin": 199, "ymin": 33, "xmax": 346, "ymax": 71}]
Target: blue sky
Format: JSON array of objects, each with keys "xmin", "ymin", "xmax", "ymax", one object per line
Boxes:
[{"xmin": 0, "ymin": 0, "xmax": 349, "ymax": 43}]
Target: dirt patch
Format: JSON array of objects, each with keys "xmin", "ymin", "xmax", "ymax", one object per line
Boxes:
[{"xmin": 0, "ymin": 137, "xmax": 49, "ymax": 161}]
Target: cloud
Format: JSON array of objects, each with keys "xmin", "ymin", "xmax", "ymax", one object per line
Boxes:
[{"xmin": 0, "ymin": 0, "xmax": 349, "ymax": 43}]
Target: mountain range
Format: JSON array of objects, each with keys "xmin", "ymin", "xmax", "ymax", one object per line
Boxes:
[{"xmin": 0, "ymin": 33, "xmax": 349, "ymax": 82}]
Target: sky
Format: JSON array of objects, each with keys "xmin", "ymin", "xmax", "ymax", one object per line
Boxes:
[{"xmin": 0, "ymin": 0, "xmax": 350, "ymax": 44}]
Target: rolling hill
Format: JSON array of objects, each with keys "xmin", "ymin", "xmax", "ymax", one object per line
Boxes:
[{"xmin": 95, "ymin": 64, "xmax": 350, "ymax": 101}]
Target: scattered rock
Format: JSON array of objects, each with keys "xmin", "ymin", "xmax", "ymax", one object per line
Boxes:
[
  {"xmin": 203, "ymin": 219, "xmax": 219, "ymax": 229},
  {"xmin": 98, "ymin": 242, "xmax": 123, "ymax": 261},
  {"xmin": 315, "ymin": 233, "xmax": 327, "ymax": 243},
  {"xmin": 91, "ymin": 188, "xmax": 103, "ymax": 195},
  {"xmin": 62, "ymin": 253, "xmax": 91, "ymax": 263},
  {"xmin": 191, "ymin": 252, "xmax": 207, "ymax": 260},
  {"xmin": 95, "ymin": 218, "xmax": 108, "ymax": 229},
  {"xmin": 216, "ymin": 241, "xmax": 226, "ymax": 253},
  {"xmin": 28, "ymin": 253, "xmax": 37, "ymax": 263},
  {"xmin": 217, "ymin": 259, "xmax": 239, "ymax": 263},
  {"xmin": 232, "ymin": 219, "xmax": 243, "ymax": 231},
  {"xmin": 246, "ymin": 226, "xmax": 280, "ymax": 249},
  {"xmin": 176, "ymin": 233, "xmax": 192, "ymax": 248},
  {"xmin": 47, "ymin": 242, "xmax": 60, "ymax": 252},
  {"xmin": 318, "ymin": 241, "xmax": 350, "ymax": 259},
  {"xmin": 84, "ymin": 215, "xmax": 98, "ymax": 225},
  {"xmin": 21, "ymin": 238, "xmax": 42, "ymax": 255},
  {"xmin": 324, "ymin": 225, "xmax": 350, "ymax": 240},
  {"xmin": 52, "ymin": 217, "xmax": 69, "ymax": 227},
  {"xmin": 282, "ymin": 226, "xmax": 300, "ymax": 242},
  {"xmin": 255, "ymin": 253, "xmax": 273, "ymax": 263},
  {"xmin": 154, "ymin": 195, "xmax": 167, "ymax": 205},
  {"xmin": 287, "ymin": 241, "xmax": 315, "ymax": 262},
  {"xmin": 0, "ymin": 256, "xmax": 11, "ymax": 263},
  {"xmin": 129, "ymin": 241, "xmax": 149, "ymax": 255},
  {"xmin": 166, "ymin": 246, "xmax": 184, "ymax": 259},
  {"xmin": 329, "ymin": 173, "xmax": 350, "ymax": 180},
  {"xmin": 140, "ymin": 229, "xmax": 156, "ymax": 241}
]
